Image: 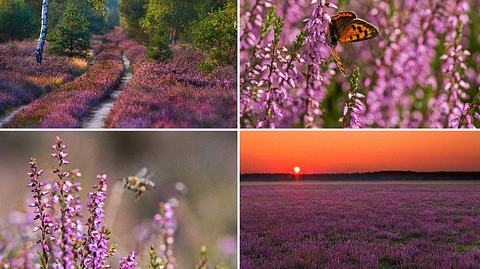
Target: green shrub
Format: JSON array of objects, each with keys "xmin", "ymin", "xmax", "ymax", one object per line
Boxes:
[
  {"xmin": 192, "ymin": 0, "xmax": 236, "ymax": 74},
  {"xmin": 48, "ymin": 4, "xmax": 91, "ymax": 58}
]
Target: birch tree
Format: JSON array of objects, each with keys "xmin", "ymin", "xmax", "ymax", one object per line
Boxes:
[
  {"xmin": 35, "ymin": 0, "xmax": 105, "ymax": 64},
  {"xmin": 35, "ymin": 0, "xmax": 48, "ymax": 64}
]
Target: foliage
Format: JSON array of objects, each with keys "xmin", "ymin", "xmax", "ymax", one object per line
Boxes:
[
  {"xmin": 146, "ymin": 27, "xmax": 173, "ymax": 61},
  {"xmin": 192, "ymin": 0, "xmax": 236, "ymax": 74},
  {"xmin": 48, "ymin": 4, "xmax": 91, "ymax": 58},
  {"xmin": 141, "ymin": 0, "xmax": 196, "ymax": 44},
  {"xmin": 0, "ymin": 0, "xmax": 36, "ymax": 42},
  {"xmin": 119, "ymin": 0, "xmax": 148, "ymax": 40}
]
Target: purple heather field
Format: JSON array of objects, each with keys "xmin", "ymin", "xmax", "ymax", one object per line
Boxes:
[{"xmin": 241, "ymin": 181, "xmax": 480, "ymax": 269}]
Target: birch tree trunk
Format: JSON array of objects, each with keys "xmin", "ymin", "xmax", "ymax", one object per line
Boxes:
[{"xmin": 35, "ymin": 0, "xmax": 49, "ymax": 64}]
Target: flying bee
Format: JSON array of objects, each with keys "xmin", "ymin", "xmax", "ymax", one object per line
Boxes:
[{"xmin": 120, "ymin": 167, "xmax": 156, "ymax": 199}]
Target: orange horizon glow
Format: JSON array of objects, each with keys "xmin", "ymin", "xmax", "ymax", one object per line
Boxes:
[{"xmin": 240, "ymin": 131, "xmax": 480, "ymax": 174}]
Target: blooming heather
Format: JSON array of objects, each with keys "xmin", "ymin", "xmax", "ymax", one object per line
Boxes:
[
  {"xmin": 51, "ymin": 136, "xmax": 75, "ymax": 269},
  {"xmin": 83, "ymin": 174, "xmax": 110, "ymax": 268},
  {"xmin": 27, "ymin": 158, "xmax": 55, "ymax": 269},
  {"xmin": 240, "ymin": 0, "xmax": 480, "ymax": 128},
  {"xmin": 241, "ymin": 183, "xmax": 480, "ymax": 268},
  {"xmin": 241, "ymin": 0, "xmax": 337, "ymax": 128},
  {"xmin": 105, "ymin": 37, "xmax": 236, "ymax": 128},
  {"xmin": 0, "ymin": 136, "xmax": 229, "ymax": 268},
  {"xmin": 119, "ymin": 251, "xmax": 137, "ymax": 269},
  {"xmin": 342, "ymin": 67, "xmax": 365, "ymax": 128}
]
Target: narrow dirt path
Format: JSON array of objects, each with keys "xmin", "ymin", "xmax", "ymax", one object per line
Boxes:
[
  {"xmin": 0, "ymin": 105, "xmax": 28, "ymax": 127},
  {"xmin": 81, "ymin": 54, "xmax": 132, "ymax": 128}
]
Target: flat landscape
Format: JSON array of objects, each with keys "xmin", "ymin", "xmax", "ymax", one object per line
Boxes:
[{"xmin": 241, "ymin": 181, "xmax": 480, "ymax": 269}]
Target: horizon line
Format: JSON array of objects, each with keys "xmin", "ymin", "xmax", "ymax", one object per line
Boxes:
[{"xmin": 241, "ymin": 170, "xmax": 480, "ymax": 175}]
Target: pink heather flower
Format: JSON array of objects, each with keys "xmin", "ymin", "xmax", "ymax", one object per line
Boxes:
[
  {"xmin": 120, "ymin": 251, "xmax": 137, "ymax": 269},
  {"xmin": 240, "ymin": 0, "xmax": 337, "ymax": 128},
  {"xmin": 83, "ymin": 174, "xmax": 110, "ymax": 269},
  {"xmin": 51, "ymin": 136, "xmax": 75, "ymax": 269},
  {"xmin": 27, "ymin": 158, "xmax": 56, "ymax": 269},
  {"xmin": 342, "ymin": 67, "xmax": 365, "ymax": 128}
]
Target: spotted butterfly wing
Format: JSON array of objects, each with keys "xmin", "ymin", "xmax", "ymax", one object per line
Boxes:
[
  {"xmin": 328, "ymin": 11, "xmax": 379, "ymax": 76},
  {"xmin": 329, "ymin": 12, "xmax": 356, "ymax": 76},
  {"xmin": 338, "ymin": 19, "xmax": 379, "ymax": 44},
  {"xmin": 330, "ymin": 11, "xmax": 356, "ymax": 38}
]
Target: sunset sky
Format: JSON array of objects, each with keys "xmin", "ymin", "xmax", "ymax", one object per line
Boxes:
[{"xmin": 241, "ymin": 131, "xmax": 480, "ymax": 174}]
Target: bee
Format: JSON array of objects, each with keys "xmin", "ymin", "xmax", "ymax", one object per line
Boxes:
[{"xmin": 120, "ymin": 167, "xmax": 156, "ymax": 199}]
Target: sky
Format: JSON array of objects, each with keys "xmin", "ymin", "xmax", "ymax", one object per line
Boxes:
[{"xmin": 241, "ymin": 131, "xmax": 480, "ymax": 174}]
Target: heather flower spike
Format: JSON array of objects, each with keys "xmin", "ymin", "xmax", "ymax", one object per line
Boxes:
[
  {"xmin": 342, "ymin": 67, "xmax": 365, "ymax": 128},
  {"xmin": 51, "ymin": 136, "xmax": 76, "ymax": 269},
  {"xmin": 21, "ymin": 137, "xmax": 228, "ymax": 268},
  {"xmin": 28, "ymin": 157, "xmax": 55, "ymax": 269},
  {"xmin": 120, "ymin": 251, "xmax": 138, "ymax": 269}
]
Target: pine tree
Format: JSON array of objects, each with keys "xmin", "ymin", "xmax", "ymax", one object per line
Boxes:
[
  {"xmin": 146, "ymin": 27, "xmax": 172, "ymax": 61},
  {"xmin": 48, "ymin": 3, "xmax": 90, "ymax": 58}
]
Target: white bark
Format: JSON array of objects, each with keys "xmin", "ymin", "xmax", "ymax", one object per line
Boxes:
[{"xmin": 35, "ymin": 0, "xmax": 49, "ymax": 64}]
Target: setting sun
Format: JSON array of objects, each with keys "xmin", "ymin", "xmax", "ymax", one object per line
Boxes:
[{"xmin": 293, "ymin": 166, "xmax": 301, "ymax": 174}]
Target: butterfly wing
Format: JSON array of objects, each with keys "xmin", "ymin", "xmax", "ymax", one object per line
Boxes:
[
  {"xmin": 330, "ymin": 46, "xmax": 346, "ymax": 76},
  {"xmin": 331, "ymin": 11, "xmax": 357, "ymax": 36},
  {"xmin": 338, "ymin": 18, "xmax": 379, "ymax": 44}
]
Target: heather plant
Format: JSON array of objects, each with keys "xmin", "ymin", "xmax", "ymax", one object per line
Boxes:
[
  {"xmin": 105, "ymin": 37, "xmax": 236, "ymax": 128},
  {"xmin": 0, "ymin": 136, "xmax": 230, "ymax": 268},
  {"xmin": 240, "ymin": 0, "xmax": 480, "ymax": 128},
  {"xmin": 241, "ymin": 182, "xmax": 480, "ymax": 268},
  {"xmin": 0, "ymin": 40, "xmax": 82, "ymax": 119}
]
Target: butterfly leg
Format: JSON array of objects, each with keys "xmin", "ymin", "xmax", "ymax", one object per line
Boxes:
[{"xmin": 330, "ymin": 46, "xmax": 346, "ymax": 76}]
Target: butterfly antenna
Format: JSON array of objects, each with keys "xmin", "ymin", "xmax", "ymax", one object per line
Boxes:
[{"xmin": 330, "ymin": 46, "xmax": 347, "ymax": 77}]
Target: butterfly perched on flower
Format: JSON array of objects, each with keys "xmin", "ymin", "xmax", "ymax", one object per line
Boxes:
[{"xmin": 328, "ymin": 11, "xmax": 379, "ymax": 76}]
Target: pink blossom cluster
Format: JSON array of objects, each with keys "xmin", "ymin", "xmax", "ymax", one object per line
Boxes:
[
  {"xmin": 240, "ymin": 0, "xmax": 480, "ymax": 128},
  {"xmin": 5, "ymin": 32, "xmax": 125, "ymax": 128},
  {"xmin": 105, "ymin": 37, "xmax": 236, "ymax": 128}
]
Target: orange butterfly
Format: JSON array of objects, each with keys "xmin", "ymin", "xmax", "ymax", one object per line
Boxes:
[{"xmin": 328, "ymin": 11, "xmax": 379, "ymax": 76}]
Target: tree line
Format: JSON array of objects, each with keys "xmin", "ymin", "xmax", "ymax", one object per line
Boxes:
[{"xmin": 119, "ymin": 0, "xmax": 236, "ymax": 73}]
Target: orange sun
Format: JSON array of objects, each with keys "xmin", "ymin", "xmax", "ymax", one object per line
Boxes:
[{"xmin": 293, "ymin": 166, "xmax": 301, "ymax": 174}]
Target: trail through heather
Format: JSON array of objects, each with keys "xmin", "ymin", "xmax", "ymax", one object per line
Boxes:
[
  {"xmin": 0, "ymin": 105, "xmax": 28, "ymax": 127},
  {"xmin": 82, "ymin": 54, "xmax": 132, "ymax": 128}
]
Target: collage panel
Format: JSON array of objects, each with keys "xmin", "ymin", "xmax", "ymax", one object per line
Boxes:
[
  {"xmin": 0, "ymin": 131, "xmax": 237, "ymax": 268},
  {"xmin": 2, "ymin": 0, "xmax": 480, "ymax": 268},
  {"xmin": 240, "ymin": 131, "xmax": 480, "ymax": 268},
  {"xmin": 0, "ymin": 0, "xmax": 237, "ymax": 129},
  {"xmin": 240, "ymin": 0, "xmax": 480, "ymax": 128}
]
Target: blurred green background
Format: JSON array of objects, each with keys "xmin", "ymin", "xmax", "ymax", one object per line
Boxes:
[{"xmin": 0, "ymin": 131, "xmax": 237, "ymax": 268}]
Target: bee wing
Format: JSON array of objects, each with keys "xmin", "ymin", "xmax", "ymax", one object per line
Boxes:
[{"xmin": 135, "ymin": 167, "xmax": 149, "ymax": 178}]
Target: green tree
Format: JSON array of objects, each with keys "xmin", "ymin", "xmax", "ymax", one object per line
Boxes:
[
  {"xmin": 0, "ymin": 0, "xmax": 36, "ymax": 42},
  {"xmin": 48, "ymin": 4, "xmax": 91, "ymax": 58},
  {"xmin": 119, "ymin": 0, "xmax": 147, "ymax": 40},
  {"xmin": 146, "ymin": 27, "xmax": 173, "ymax": 61},
  {"xmin": 142, "ymin": 0, "xmax": 196, "ymax": 44},
  {"xmin": 192, "ymin": 0, "xmax": 236, "ymax": 73}
]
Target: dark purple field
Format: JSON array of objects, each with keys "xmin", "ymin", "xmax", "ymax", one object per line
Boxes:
[{"xmin": 241, "ymin": 181, "xmax": 480, "ymax": 269}]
